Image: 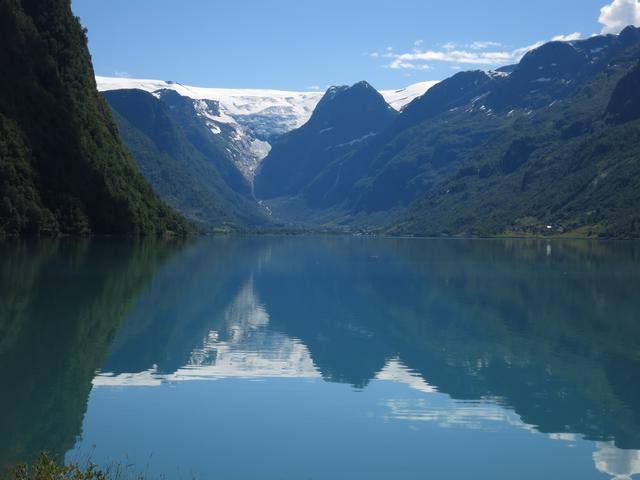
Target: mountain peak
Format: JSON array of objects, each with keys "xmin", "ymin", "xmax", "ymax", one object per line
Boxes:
[
  {"xmin": 619, "ymin": 25, "xmax": 640, "ymax": 46},
  {"xmin": 517, "ymin": 41, "xmax": 587, "ymax": 75},
  {"xmin": 255, "ymin": 80, "xmax": 397, "ymax": 200},
  {"xmin": 314, "ymin": 80, "xmax": 394, "ymax": 121},
  {"xmin": 352, "ymin": 80, "xmax": 375, "ymax": 90}
]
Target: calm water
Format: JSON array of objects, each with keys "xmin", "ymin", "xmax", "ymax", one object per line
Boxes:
[{"xmin": 1, "ymin": 237, "xmax": 640, "ymax": 479}]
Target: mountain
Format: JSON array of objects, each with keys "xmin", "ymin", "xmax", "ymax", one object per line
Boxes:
[
  {"xmin": 254, "ymin": 81, "xmax": 398, "ymax": 202},
  {"xmin": 389, "ymin": 29, "xmax": 640, "ymax": 237},
  {"xmin": 96, "ymin": 77, "xmax": 436, "ymax": 182},
  {"xmin": 0, "ymin": 0, "xmax": 190, "ymax": 236},
  {"xmin": 103, "ymin": 89, "xmax": 270, "ymax": 230},
  {"xmin": 298, "ymin": 70, "xmax": 503, "ymax": 218},
  {"xmin": 98, "ymin": 77, "xmax": 323, "ymax": 183},
  {"xmin": 249, "ymin": 27, "xmax": 640, "ymax": 237},
  {"xmin": 93, "ymin": 27, "xmax": 640, "ymax": 238},
  {"xmin": 98, "ymin": 78, "xmax": 433, "ymax": 229}
]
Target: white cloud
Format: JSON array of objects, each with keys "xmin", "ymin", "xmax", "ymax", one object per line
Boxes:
[
  {"xmin": 552, "ymin": 32, "xmax": 582, "ymax": 41},
  {"xmin": 468, "ymin": 41, "xmax": 503, "ymax": 50},
  {"xmin": 395, "ymin": 49, "xmax": 513, "ymax": 65},
  {"xmin": 374, "ymin": 2, "xmax": 640, "ymax": 74},
  {"xmin": 369, "ymin": 50, "xmax": 396, "ymax": 59},
  {"xmin": 114, "ymin": 71, "xmax": 131, "ymax": 78},
  {"xmin": 379, "ymin": 35, "xmax": 556, "ymax": 71},
  {"xmin": 387, "ymin": 58, "xmax": 430, "ymax": 70},
  {"xmin": 306, "ymin": 85, "xmax": 321, "ymax": 91},
  {"xmin": 375, "ymin": 13, "xmax": 623, "ymax": 74},
  {"xmin": 599, "ymin": 0, "xmax": 640, "ymax": 34},
  {"xmin": 384, "ymin": 41, "xmax": 544, "ymax": 70}
]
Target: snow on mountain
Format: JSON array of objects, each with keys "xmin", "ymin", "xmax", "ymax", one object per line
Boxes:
[
  {"xmin": 188, "ymin": 96, "xmax": 271, "ymax": 180},
  {"xmin": 96, "ymin": 76, "xmax": 437, "ymax": 181},
  {"xmin": 380, "ymin": 81, "xmax": 440, "ymax": 110},
  {"xmin": 97, "ymin": 76, "xmax": 323, "ymax": 137},
  {"xmin": 97, "ymin": 76, "xmax": 436, "ymax": 128}
]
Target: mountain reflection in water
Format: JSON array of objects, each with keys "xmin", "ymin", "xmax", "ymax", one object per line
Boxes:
[{"xmin": 1, "ymin": 237, "xmax": 639, "ymax": 479}]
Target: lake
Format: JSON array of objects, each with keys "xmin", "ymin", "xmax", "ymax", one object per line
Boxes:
[{"xmin": 1, "ymin": 236, "xmax": 639, "ymax": 479}]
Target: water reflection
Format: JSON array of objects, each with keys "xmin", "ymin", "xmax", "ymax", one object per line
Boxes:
[
  {"xmin": 594, "ymin": 443, "xmax": 640, "ymax": 480},
  {"xmin": 0, "ymin": 238, "xmax": 188, "ymax": 469},
  {"xmin": 1, "ymin": 237, "xmax": 639, "ymax": 479},
  {"xmin": 95, "ymin": 277, "xmax": 320, "ymax": 386}
]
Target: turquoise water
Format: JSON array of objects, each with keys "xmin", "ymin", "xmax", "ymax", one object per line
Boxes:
[{"xmin": 1, "ymin": 237, "xmax": 639, "ymax": 479}]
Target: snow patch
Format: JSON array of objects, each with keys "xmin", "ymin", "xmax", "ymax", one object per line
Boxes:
[
  {"xmin": 327, "ymin": 132, "xmax": 377, "ymax": 150},
  {"xmin": 379, "ymin": 80, "xmax": 439, "ymax": 110},
  {"xmin": 486, "ymin": 70, "xmax": 510, "ymax": 79}
]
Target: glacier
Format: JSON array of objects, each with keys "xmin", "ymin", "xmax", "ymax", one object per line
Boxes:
[{"xmin": 96, "ymin": 76, "xmax": 437, "ymax": 182}]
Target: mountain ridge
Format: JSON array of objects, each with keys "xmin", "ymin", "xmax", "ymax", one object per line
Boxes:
[
  {"xmin": 95, "ymin": 26, "xmax": 640, "ymax": 238},
  {"xmin": 96, "ymin": 76, "xmax": 438, "ymax": 184},
  {"xmin": 249, "ymin": 26, "xmax": 640, "ymax": 237}
]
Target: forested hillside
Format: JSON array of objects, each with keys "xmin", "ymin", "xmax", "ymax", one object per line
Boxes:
[{"xmin": 0, "ymin": 0, "xmax": 191, "ymax": 235}]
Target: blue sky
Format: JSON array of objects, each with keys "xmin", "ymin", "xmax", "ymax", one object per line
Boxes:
[{"xmin": 71, "ymin": 0, "xmax": 640, "ymax": 90}]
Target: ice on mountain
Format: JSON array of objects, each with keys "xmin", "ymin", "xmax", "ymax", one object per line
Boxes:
[{"xmin": 96, "ymin": 75, "xmax": 437, "ymax": 184}]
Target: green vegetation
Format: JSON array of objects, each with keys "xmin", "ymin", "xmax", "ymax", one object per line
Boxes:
[
  {"xmin": 104, "ymin": 89, "xmax": 269, "ymax": 231},
  {"xmin": 0, "ymin": 0, "xmax": 192, "ymax": 235},
  {"xmin": 391, "ymin": 52, "xmax": 640, "ymax": 237},
  {"xmin": 7, "ymin": 454, "xmax": 106, "ymax": 480},
  {"xmin": 5, "ymin": 453, "xmax": 169, "ymax": 480},
  {"xmin": 379, "ymin": 41, "xmax": 640, "ymax": 237}
]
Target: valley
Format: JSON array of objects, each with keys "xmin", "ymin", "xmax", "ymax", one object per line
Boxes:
[
  {"xmin": 2, "ymin": 0, "xmax": 640, "ymax": 239},
  {"xmin": 96, "ymin": 27, "xmax": 640, "ymax": 237},
  {"xmin": 3, "ymin": 2, "xmax": 640, "ymax": 479}
]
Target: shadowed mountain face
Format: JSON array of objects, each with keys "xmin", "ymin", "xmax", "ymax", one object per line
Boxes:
[
  {"xmin": 103, "ymin": 89, "xmax": 270, "ymax": 230},
  {"xmin": 254, "ymin": 81, "xmax": 398, "ymax": 202},
  {"xmin": 0, "ymin": 0, "xmax": 190, "ymax": 235},
  {"xmin": 607, "ymin": 60, "xmax": 640, "ymax": 124}
]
